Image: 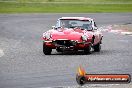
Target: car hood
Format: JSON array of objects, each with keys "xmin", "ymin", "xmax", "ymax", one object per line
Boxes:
[{"xmin": 47, "ymin": 28, "xmax": 93, "ymax": 41}]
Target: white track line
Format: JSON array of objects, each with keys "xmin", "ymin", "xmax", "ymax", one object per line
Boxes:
[
  {"xmin": 121, "ymin": 32, "xmax": 132, "ymax": 35},
  {"xmin": 0, "ymin": 49, "xmax": 4, "ymax": 57}
]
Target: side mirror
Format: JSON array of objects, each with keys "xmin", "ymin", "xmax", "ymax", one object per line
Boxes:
[{"xmin": 94, "ymin": 27, "xmax": 98, "ymax": 30}]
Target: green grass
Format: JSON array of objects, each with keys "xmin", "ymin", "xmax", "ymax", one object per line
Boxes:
[
  {"xmin": 0, "ymin": 2, "xmax": 132, "ymax": 13},
  {"xmin": 1, "ymin": 0, "xmax": 132, "ymax": 3}
]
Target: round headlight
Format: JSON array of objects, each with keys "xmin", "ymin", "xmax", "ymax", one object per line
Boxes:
[
  {"xmin": 45, "ymin": 33, "xmax": 51, "ymax": 39},
  {"xmin": 81, "ymin": 35, "xmax": 88, "ymax": 41}
]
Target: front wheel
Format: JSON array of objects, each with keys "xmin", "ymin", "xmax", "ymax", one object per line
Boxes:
[
  {"xmin": 94, "ymin": 43, "xmax": 101, "ymax": 52},
  {"xmin": 43, "ymin": 44, "xmax": 52, "ymax": 55},
  {"xmin": 56, "ymin": 47, "xmax": 63, "ymax": 52},
  {"xmin": 84, "ymin": 44, "xmax": 92, "ymax": 54}
]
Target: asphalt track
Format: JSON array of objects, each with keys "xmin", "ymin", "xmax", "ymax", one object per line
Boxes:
[{"xmin": 0, "ymin": 13, "xmax": 132, "ymax": 88}]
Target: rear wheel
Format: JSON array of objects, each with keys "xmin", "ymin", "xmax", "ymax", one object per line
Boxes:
[
  {"xmin": 84, "ymin": 44, "xmax": 92, "ymax": 54},
  {"xmin": 43, "ymin": 44, "xmax": 52, "ymax": 55},
  {"xmin": 94, "ymin": 43, "xmax": 101, "ymax": 52}
]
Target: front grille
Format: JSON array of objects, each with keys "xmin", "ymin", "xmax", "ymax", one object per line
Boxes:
[{"xmin": 54, "ymin": 40, "xmax": 74, "ymax": 47}]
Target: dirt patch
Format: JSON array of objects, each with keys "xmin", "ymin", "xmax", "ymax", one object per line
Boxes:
[{"xmin": 111, "ymin": 23, "xmax": 132, "ymax": 32}]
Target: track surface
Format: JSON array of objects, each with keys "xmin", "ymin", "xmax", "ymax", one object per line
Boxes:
[{"xmin": 0, "ymin": 13, "xmax": 132, "ymax": 88}]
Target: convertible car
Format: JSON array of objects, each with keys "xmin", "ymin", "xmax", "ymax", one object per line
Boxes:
[{"xmin": 42, "ymin": 17, "xmax": 103, "ymax": 55}]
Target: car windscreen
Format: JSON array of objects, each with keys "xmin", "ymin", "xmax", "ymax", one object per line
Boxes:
[{"xmin": 59, "ymin": 19, "xmax": 93, "ymax": 30}]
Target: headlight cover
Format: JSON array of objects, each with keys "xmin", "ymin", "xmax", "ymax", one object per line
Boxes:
[
  {"xmin": 81, "ymin": 35, "xmax": 88, "ymax": 41},
  {"xmin": 44, "ymin": 33, "xmax": 52, "ymax": 40}
]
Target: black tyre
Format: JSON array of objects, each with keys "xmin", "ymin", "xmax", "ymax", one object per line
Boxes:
[
  {"xmin": 56, "ymin": 47, "xmax": 62, "ymax": 52},
  {"xmin": 43, "ymin": 44, "xmax": 52, "ymax": 55},
  {"xmin": 84, "ymin": 44, "xmax": 92, "ymax": 54},
  {"xmin": 94, "ymin": 43, "xmax": 101, "ymax": 52}
]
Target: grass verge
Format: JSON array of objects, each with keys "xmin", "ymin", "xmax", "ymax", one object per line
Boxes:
[{"xmin": 0, "ymin": 2, "xmax": 132, "ymax": 13}]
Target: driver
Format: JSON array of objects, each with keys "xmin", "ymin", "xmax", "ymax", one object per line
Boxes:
[{"xmin": 61, "ymin": 20, "xmax": 71, "ymax": 28}]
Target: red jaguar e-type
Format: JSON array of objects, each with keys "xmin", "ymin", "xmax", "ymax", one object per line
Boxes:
[{"xmin": 42, "ymin": 17, "xmax": 103, "ymax": 55}]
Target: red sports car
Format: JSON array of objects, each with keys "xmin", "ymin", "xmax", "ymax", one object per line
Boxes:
[{"xmin": 42, "ymin": 17, "xmax": 103, "ymax": 55}]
